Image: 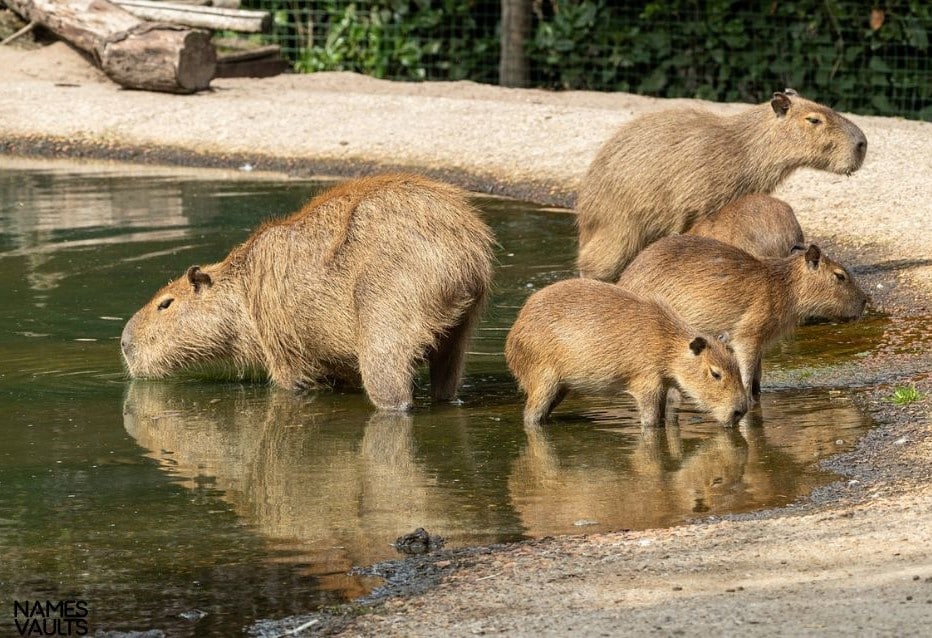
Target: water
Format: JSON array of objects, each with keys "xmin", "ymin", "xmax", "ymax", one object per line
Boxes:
[{"xmin": 0, "ymin": 159, "xmax": 879, "ymax": 636}]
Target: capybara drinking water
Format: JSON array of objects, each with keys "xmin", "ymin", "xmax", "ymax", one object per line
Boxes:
[
  {"xmin": 686, "ymin": 193, "xmax": 805, "ymax": 259},
  {"xmin": 505, "ymin": 278, "xmax": 748, "ymax": 427},
  {"xmin": 577, "ymin": 90, "xmax": 867, "ymax": 280},
  {"xmin": 121, "ymin": 173, "xmax": 495, "ymax": 411},
  {"xmin": 616, "ymin": 235, "xmax": 868, "ymax": 399}
]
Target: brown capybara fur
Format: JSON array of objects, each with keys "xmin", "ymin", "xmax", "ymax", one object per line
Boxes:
[
  {"xmin": 616, "ymin": 235, "xmax": 868, "ymax": 399},
  {"xmin": 576, "ymin": 90, "xmax": 867, "ymax": 280},
  {"xmin": 504, "ymin": 278, "xmax": 748, "ymax": 427},
  {"xmin": 121, "ymin": 173, "xmax": 495, "ymax": 411},
  {"xmin": 686, "ymin": 193, "xmax": 805, "ymax": 259}
]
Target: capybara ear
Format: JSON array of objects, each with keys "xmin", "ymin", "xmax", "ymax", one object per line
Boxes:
[
  {"xmin": 805, "ymin": 245, "xmax": 822, "ymax": 269},
  {"xmin": 186, "ymin": 265, "xmax": 212, "ymax": 292},
  {"xmin": 783, "ymin": 88, "xmax": 799, "ymax": 97},
  {"xmin": 689, "ymin": 336, "xmax": 708, "ymax": 355},
  {"xmin": 771, "ymin": 92, "xmax": 792, "ymax": 116}
]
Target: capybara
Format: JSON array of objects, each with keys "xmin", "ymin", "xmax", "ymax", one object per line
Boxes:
[
  {"xmin": 121, "ymin": 173, "xmax": 495, "ymax": 411},
  {"xmin": 616, "ymin": 235, "xmax": 868, "ymax": 399},
  {"xmin": 576, "ymin": 89, "xmax": 867, "ymax": 280},
  {"xmin": 504, "ymin": 278, "xmax": 748, "ymax": 427},
  {"xmin": 686, "ymin": 193, "xmax": 804, "ymax": 259}
]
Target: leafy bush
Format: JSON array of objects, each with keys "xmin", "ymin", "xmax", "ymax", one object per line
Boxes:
[
  {"xmin": 243, "ymin": 1, "xmax": 930, "ymax": 119},
  {"xmin": 248, "ymin": 0, "xmax": 499, "ymax": 82},
  {"xmin": 527, "ymin": 0, "xmax": 931, "ymax": 118}
]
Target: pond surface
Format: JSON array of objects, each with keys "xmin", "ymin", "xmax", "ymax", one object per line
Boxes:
[{"xmin": 0, "ymin": 159, "xmax": 878, "ymax": 636}]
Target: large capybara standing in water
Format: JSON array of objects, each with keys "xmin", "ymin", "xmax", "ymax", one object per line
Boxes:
[
  {"xmin": 505, "ymin": 278, "xmax": 748, "ymax": 427},
  {"xmin": 686, "ymin": 194, "xmax": 805, "ymax": 260},
  {"xmin": 616, "ymin": 235, "xmax": 868, "ymax": 400},
  {"xmin": 121, "ymin": 174, "xmax": 495, "ymax": 411},
  {"xmin": 576, "ymin": 90, "xmax": 868, "ymax": 280}
]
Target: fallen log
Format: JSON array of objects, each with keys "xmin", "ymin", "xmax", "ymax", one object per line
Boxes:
[
  {"xmin": 5, "ymin": 0, "xmax": 215, "ymax": 93},
  {"xmin": 112, "ymin": 0, "xmax": 270, "ymax": 33}
]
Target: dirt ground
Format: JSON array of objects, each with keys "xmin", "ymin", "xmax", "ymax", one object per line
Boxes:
[{"xmin": 1, "ymin": 40, "xmax": 931, "ymax": 637}]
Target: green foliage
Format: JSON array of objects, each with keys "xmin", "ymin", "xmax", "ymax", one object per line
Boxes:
[
  {"xmin": 888, "ymin": 385, "xmax": 923, "ymax": 405},
  {"xmin": 526, "ymin": 0, "xmax": 930, "ymax": 117},
  {"xmin": 243, "ymin": 1, "xmax": 930, "ymax": 119},
  {"xmin": 279, "ymin": 0, "xmax": 499, "ymax": 82}
]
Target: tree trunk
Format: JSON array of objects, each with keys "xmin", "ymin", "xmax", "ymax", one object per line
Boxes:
[
  {"xmin": 499, "ymin": 0, "xmax": 531, "ymax": 88},
  {"xmin": 5, "ymin": 0, "xmax": 215, "ymax": 93}
]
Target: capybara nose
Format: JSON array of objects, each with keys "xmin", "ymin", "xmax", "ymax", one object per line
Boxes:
[
  {"xmin": 733, "ymin": 408, "xmax": 747, "ymax": 423},
  {"xmin": 121, "ymin": 337, "xmax": 134, "ymax": 360}
]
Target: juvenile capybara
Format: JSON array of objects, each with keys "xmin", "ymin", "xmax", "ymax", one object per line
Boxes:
[
  {"xmin": 686, "ymin": 193, "xmax": 804, "ymax": 259},
  {"xmin": 616, "ymin": 235, "xmax": 868, "ymax": 399},
  {"xmin": 577, "ymin": 89, "xmax": 867, "ymax": 280},
  {"xmin": 505, "ymin": 278, "xmax": 748, "ymax": 427},
  {"xmin": 121, "ymin": 174, "xmax": 495, "ymax": 411}
]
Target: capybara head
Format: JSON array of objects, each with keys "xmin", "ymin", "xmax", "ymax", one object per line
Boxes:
[
  {"xmin": 769, "ymin": 89, "xmax": 867, "ymax": 176},
  {"xmin": 791, "ymin": 245, "xmax": 869, "ymax": 321},
  {"xmin": 121, "ymin": 264, "xmax": 247, "ymax": 378},
  {"xmin": 676, "ymin": 335, "xmax": 748, "ymax": 427}
]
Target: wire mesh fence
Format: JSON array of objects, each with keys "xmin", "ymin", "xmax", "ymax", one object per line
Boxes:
[{"xmin": 238, "ymin": 1, "xmax": 931, "ymax": 120}]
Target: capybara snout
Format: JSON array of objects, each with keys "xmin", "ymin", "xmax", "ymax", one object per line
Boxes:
[
  {"xmin": 121, "ymin": 264, "xmax": 237, "ymax": 379},
  {"xmin": 681, "ymin": 336, "xmax": 749, "ymax": 427},
  {"xmin": 798, "ymin": 244, "xmax": 869, "ymax": 321},
  {"xmin": 773, "ymin": 90, "xmax": 867, "ymax": 175}
]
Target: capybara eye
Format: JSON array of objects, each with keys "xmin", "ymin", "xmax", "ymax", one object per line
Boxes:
[
  {"xmin": 805, "ymin": 116, "xmax": 822, "ymax": 125},
  {"xmin": 157, "ymin": 298, "xmax": 174, "ymax": 311},
  {"xmin": 834, "ymin": 271, "xmax": 847, "ymax": 282},
  {"xmin": 710, "ymin": 369, "xmax": 722, "ymax": 380}
]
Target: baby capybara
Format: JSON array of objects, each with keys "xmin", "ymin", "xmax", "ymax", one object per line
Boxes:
[
  {"xmin": 121, "ymin": 174, "xmax": 494, "ymax": 411},
  {"xmin": 505, "ymin": 278, "xmax": 748, "ymax": 427},
  {"xmin": 577, "ymin": 89, "xmax": 867, "ymax": 280},
  {"xmin": 686, "ymin": 193, "xmax": 804, "ymax": 259},
  {"xmin": 616, "ymin": 235, "xmax": 868, "ymax": 399}
]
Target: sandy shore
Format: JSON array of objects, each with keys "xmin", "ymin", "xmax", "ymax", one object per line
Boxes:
[{"xmin": 2, "ymin": 42, "xmax": 931, "ymax": 636}]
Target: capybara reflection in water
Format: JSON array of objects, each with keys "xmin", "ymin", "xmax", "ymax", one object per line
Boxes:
[
  {"xmin": 121, "ymin": 174, "xmax": 494, "ymax": 411},
  {"xmin": 616, "ymin": 235, "xmax": 868, "ymax": 400},
  {"xmin": 505, "ymin": 278, "xmax": 748, "ymax": 427},
  {"xmin": 577, "ymin": 89, "xmax": 867, "ymax": 280},
  {"xmin": 686, "ymin": 194, "xmax": 805, "ymax": 260}
]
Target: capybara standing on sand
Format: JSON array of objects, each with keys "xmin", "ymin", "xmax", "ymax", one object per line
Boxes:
[
  {"xmin": 576, "ymin": 90, "xmax": 867, "ymax": 280},
  {"xmin": 616, "ymin": 235, "xmax": 868, "ymax": 399},
  {"xmin": 121, "ymin": 174, "xmax": 495, "ymax": 411},
  {"xmin": 686, "ymin": 193, "xmax": 805, "ymax": 259},
  {"xmin": 505, "ymin": 278, "xmax": 748, "ymax": 427}
]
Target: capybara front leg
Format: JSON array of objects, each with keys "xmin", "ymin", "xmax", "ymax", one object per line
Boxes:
[
  {"xmin": 633, "ymin": 388, "xmax": 667, "ymax": 428},
  {"xmin": 359, "ymin": 352, "xmax": 415, "ymax": 412}
]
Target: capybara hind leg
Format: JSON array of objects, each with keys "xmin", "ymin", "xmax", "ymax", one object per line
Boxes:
[
  {"xmin": 523, "ymin": 375, "xmax": 564, "ymax": 425},
  {"xmin": 429, "ymin": 303, "xmax": 481, "ymax": 403}
]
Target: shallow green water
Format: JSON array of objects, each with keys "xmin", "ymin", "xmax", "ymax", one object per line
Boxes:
[{"xmin": 0, "ymin": 160, "xmax": 879, "ymax": 636}]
